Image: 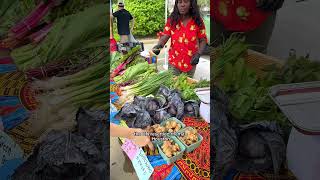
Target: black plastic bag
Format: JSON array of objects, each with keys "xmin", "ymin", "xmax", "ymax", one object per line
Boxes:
[
  {"xmin": 212, "ymin": 86, "xmax": 238, "ymax": 180},
  {"xmin": 157, "ymin": 85, "xmax": 172, "ymax": 99},
  {"xmin": 132, "ymin": 96, "xmax": 148, "ymax": 110},
  {"xmin": 13, "ymin": 108, "xmax": 108, "ymax": 180},
  {"xmin": 234, "ymin": 121, "xmax": 286, "ymax": 174},
  {"xmin": 134, "ymin": 109, "xmax": 152, "ymax": 129},
  {"xmin": 153, "ymin": 109, "xmax": 171, "ymax": 124},
  {"xmin": 184, "ymin": 100, "xmax": 200, "ymax": 117},
  {"xmin": 76, "ymin": 108, "xmax": 106, "ymax": 150},
  {"xmin": 145, "ymin": 98, "xmax": 161, "ymax": 117},
  {"xmin": 167, "ymin": 91, "xmax": 184, "ymax": 120}
]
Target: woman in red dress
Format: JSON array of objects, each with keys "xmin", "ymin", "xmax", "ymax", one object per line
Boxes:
[
  {"xmin": 152, "ymin": 0, "xmax": 208, "ymax": 77},
  {"xmin": 211, "ymin": 0, "xmax": 284, "ymax": 53}
]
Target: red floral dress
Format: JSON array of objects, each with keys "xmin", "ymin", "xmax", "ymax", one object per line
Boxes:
[
  {"xmin": 211, "ymin": 0, "xmax": 272, "ymax": 32},
  {"xmin": 162, "ymin": 18, "xmax": 207, "ymax": 72}
]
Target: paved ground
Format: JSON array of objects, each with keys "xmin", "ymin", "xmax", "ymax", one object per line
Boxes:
[{"xmin": 267, "ymin": 0, "xmax": 320, "ymax": 61}]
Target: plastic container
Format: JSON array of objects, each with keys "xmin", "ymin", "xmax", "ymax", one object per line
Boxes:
[
  {"xmin": 157, "ymin": 136, "xmax": 186, "ymax": 165},
  {"xmin": 269, "ymin": 81, "xmax": 320, "ymax": 134},
  {"xmin": 177, "ymin": 127, "xmax": 203, "ymax": 153},
  {"xmin": 269, "ymin": 81, "xmax": 320, "ymax": 179},
  {"xmin": 195, "ymin": 88, "xmax": 210, "ymax": 123}
]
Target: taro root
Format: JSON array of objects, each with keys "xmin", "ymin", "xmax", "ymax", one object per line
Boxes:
[
  {"xmin": 184, "ymin": 100, "xmax": 200, "ymax": 117},
  {"xmin": 153, "ymin": 109, "xmax": 171, "ymax": 124},
  {"xmin": 180, "ymin": 129, "xmax": 199, "ymax": 146},
  {"xmin": 165, "ymin": 120, "xmax": 182, "ymax": 133},
  {"xmin": 161, "ymin": 140, "xmax": 181, "ymax": 158}
]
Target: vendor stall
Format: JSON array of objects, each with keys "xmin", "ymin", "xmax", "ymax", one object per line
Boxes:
[{"xmin": 110, "ymin": 46, "xmax": 211, "ymax": 180}]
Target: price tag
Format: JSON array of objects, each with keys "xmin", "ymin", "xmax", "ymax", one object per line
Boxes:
[
  {"xmin": 121, "ymin": 139, "xmax": 139, "ymax": 160},
  {"xmin": 131, "ymin": 148, "xmax": 154, "ymax": 180}
]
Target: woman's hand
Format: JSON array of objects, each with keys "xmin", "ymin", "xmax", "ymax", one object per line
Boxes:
[
  {"xmin": 129, "ymin": 128, "xmax": 154, "ymax": 151},
  {"xmin": 152, "ymin": 44, "xmax": 163, "ymax": 55},
  {"xmin": 191, "ymin": 53, "xmax": 201, "ymax": 65}
]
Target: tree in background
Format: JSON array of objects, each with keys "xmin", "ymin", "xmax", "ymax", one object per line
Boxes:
[{"xmin": 112, "ymin": 0, "xmax": 165, "ymax": 37}]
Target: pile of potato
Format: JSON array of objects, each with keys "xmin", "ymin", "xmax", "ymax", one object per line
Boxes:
[
  {"xmin": 164, "ymin": 120, "xmax": 182, "ymax": 133},
  {"xmin": 180, "ymin": 129, "xmax": 198, "ymax": 146},
  {"xmin": 150, "ymin": 124, "xmax": 166, "ymax": 133},
  {"xmin": 161, "ymin": 140, "xmax": 181, "ymax": 158}
]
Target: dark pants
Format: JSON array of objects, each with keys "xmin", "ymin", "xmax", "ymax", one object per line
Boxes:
[
  {"xmin": 211, "ymin": 12, "xmax": 277, "ymax": 54},
  {"xmin": 169, "ymin": 64, "xmax": 196, "ymax": 78}
]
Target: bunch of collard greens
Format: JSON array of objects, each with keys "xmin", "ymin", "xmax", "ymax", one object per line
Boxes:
[{"xmin": 217, "ymin": 54, "xmax": 320, "ymax": 128}]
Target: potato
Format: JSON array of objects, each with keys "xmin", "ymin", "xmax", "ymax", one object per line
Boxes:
[
  {"xmin": 171, "ymin": 121, "xmax": 177, "ymax": 128},
  {"xmin": 165, "ymin": 151, "xmax": 172, "ymax": 158},
  {"xmin": 161, "ymin": 140, "xmax": 181, "ymax": 158}
]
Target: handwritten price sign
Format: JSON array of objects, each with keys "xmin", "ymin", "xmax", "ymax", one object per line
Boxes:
[
  {"xmin": 121, "ymin": 139, "xmax": 154, "ymax": 180},
  {"xmin": 121, "ymin": 139, "xmax": 139, "ymax": 160},
  {"xmin": 132, "ymin": 149, "xmax": 154, "ymax": 180}
]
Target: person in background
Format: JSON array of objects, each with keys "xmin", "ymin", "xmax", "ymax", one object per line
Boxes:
[
  {"xmin": 152, "ymin": 0, "xmax": 208, "ymax": 78},
  {"xmin": 211, "ymin": 0, "xmax": 284, "ymax": 53},
  {"xmin": 111, "ymin": 2, "xmax": 134, "ymax": 43}
]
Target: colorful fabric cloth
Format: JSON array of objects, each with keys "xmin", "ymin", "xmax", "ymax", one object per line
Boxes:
[
  {"xmin": 147, "ymin": 155, "xmax": 182, "ymax": 180},
  {"xmin": 0, "ymin": 72, "xmax": 37, "ymax": 130},
  {"xmin": 211, "ymin": 0, "xmax": 271, "ymax": 32},
  {"xmin": 0, "ymin": 57, "xmax": 17, "ymax": 73},
  {"xmin": 175, "ymin": 117, "xmax": 211, "ymax": 180},
  {"xmin": 162, "ymin": 18, "xmax": 207, "ymax": 72},
  {"xmin": 110, "ymin": 102, "xmax": 120, "ymax": 125},
  {"xmin": 0, "ymin": 158, "xmax": 24, "ymax": 180},
  {"xmin": 0, "ymin": 96, "xmax": 30, "ymax": 130}
]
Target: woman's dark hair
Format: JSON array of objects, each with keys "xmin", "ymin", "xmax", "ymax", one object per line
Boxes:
[{"xmin": 169, "ymin": 0, "xmax": 203, "ymax": 28}]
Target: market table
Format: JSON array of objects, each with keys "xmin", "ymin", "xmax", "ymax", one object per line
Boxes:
[{"xmin": 110, "ymin": 80, "xmax": 211, "ymax": 180}]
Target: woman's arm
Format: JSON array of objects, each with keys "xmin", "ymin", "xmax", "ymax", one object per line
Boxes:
[
  {"xmin": 110, "ymin": 123, "xmax": 135, "ymax": 139},
  {"xmin": 152, "ymin": 35, "xmax": 170, "ymax": 55},
  {"xmin": 198, "ymin": 38, "xmax": 207, "ymax": 55},
  {"xmin": 110, "ymin": 123, "xmax": 154, "ymax": 150},
  {"xmin": 158, "ymin": 35, "xmax": 170, "ymax": 47}
]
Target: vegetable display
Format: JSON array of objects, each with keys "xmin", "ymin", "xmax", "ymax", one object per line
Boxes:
[
  {"xmin": 11, "ymin": 3, "xmax": 107, "ymax": 71},
  {"xmin": 122, "ymin": 71, "xmax": 174, "ymax": 97},
  {"xmin": 213, "ymin": 35, "xmax": 320, "ymax": 133},
  {"xmin": 212, "ymin": 34, "xmax": 249, "ymax": 79},
  {"xmin": 180, "ymin": 129, "xmax": 199, "ymax": 146},
  {"xmin": 114, "ymin": 62, "xmax": 156, "ymax": 84},
  {"xmin": 161, "ymin": 140, "xmax": 181, "ymax": 158},
  {"xmin": 164, "ymin": 120, "xmax": 182, "ymax": 133},
  {"xmin": 117, "ymin": 85, "xmax": 200, "ymax": 129}
]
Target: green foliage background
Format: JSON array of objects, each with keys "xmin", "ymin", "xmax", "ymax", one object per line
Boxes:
[{"xmin": 112, "ymin": 0, "xmax": 165, "ymax": 37}]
